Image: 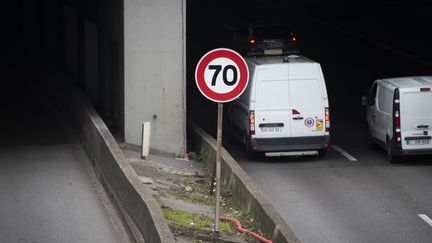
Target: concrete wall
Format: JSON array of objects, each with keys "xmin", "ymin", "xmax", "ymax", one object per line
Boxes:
[
  {"xmin": 12, "ymin": 0, "xmax": 187, "ymax": 155},
  {"xmin": 63, "ymin": 5, "xmax": 79, "ymax": 80},
  {"xmin": 124, "ymin": 0, "xmax": 186, "ymax": 155},
  {"xmin": 30, "ymin": 61, "xmax": 175, "ymax": 243},
  {"xmin": 39, "ymin": 0, "xmax": 125, "ymax": 138}
]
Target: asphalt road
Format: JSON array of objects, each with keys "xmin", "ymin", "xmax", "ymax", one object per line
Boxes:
[
  {"xmin": 0, "ymin": 62, "xmax": 125, "ymax": 242},
  {"xmin": 188, "ymin": 2, "xmax": 432, "ymax": 242},
  {"xmin": 224, "ymin": 11, "xmax": 432, "ymax": 243},
  {"xmin": 227, "ymin": 135, "xmax": 432, "ymax": 243}
]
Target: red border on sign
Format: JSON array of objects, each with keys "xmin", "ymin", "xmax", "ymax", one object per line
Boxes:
[{"xmin": 195, "ymin": 48, "xmax": 249, "ymax": 103}]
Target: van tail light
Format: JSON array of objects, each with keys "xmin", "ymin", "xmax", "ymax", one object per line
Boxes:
[
  {"xmin": 393, "ymin": 89, "xmax": 402, "ymax": 144},
  {"xmin": 249, "ymin": 110, "xmax": 255, "ymax": 135},
  {"xmin": 325, "ymin": 107, "xmax": 330, "ymax": 133},
  {"xmin": 292, "ymin": 109, "xmax": 300, "ymax": 115}
]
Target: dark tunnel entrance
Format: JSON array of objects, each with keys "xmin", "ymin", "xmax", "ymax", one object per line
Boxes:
[
  {"xmin": 1, "ymin": 0, "xmax": 125, "ymax": 138},
  {"xmin": 186, "ymin": 0, "xmax": 432, "ymax": 146}
]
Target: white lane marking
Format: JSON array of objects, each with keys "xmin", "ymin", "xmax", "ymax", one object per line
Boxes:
[
  {"xmin": 418, "ymin": 214, "xmax": 432, "ymax": 228},
  {"xmin": 331, "ymin": 145, "xmax": 358, "ymax": 162}
]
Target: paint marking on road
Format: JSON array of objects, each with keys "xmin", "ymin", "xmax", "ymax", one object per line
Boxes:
[
  {"xmin": 418, "ymin": 214, "xmax": 432, "ymax": 228},
  {"xmin": 331, "ymin": 145, "xmax": 358, "ymax": 162}
]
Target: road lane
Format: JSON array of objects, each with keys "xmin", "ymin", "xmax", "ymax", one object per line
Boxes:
[
  {"xmin": 222, "ymin": 6, "xmax": 432, "ymax": 243},
  {"xmin": 226, "ymin": 141, "xmax": 432, "ymax": 242},
  {"xmin": 0, "ymin": 62, "xmax": 124, "ymax": 242},
  {"xmin": 189, "ymin": 2, "xmax": 432, "ymax": 242}
]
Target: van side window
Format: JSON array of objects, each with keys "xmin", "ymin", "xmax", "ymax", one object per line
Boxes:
[
  {"xmin": 384, "ymin": 88, "xmax": 393, "ymax": 113},
  {"xmin": 369, "ymin": 82, "xmax": 377, "ymax": 106},
  {"xmin": 377, "ymin": 86, "xmax": 392, "ymax": 114}
]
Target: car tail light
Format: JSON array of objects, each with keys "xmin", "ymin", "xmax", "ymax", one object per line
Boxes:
[
  {"xmin": 249, "ymin": 39, "xmax": 256, "ymax": 44},
  {"xmin": 291, "ymin": 36, "xmax": 297, "ymax": 43},
  {"xmin": 393, "ymin": 89, "xmax": 401, "ymax": 143},
  {"xmin": 292, "ymin": 109, "xmax": 300, "ymax": 115},
  {"xmin": 325, "ymin": 107, "xmax": 330, "ymax": 132},
  {"xmin": 420, "ymin": 87, "xmax": 430, "ymax": 92},
  {"xmin": 249, "ymin": 110, "xmax": 255, "ymax": 135}
]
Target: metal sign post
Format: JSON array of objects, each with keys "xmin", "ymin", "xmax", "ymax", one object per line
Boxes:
[
  {"xmin": 214, "ymin": 103, "xmax": 223, "ymax": 233},
  {"xmin": 194, "ymin": 48, "xmax": 249, "ymax": 236}
]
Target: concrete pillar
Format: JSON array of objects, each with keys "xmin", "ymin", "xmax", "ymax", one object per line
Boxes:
[
  {"xmin": 83, "ymin": 18, "xmax": 99, "ymax": 104},
  {"xmin": 63, "ymin": 5, "xmax": 79, "ymax": 79},
  {"xmin": 124, "ymin": 0, "xmax": 186, "ymax": 155},
  {"xmin": 20, "ymin": 0, "xmax": 42, "ymax": 50},
  {"xmin": 43, "ymin": 0, "xmax": 59, "ymax": 58}
]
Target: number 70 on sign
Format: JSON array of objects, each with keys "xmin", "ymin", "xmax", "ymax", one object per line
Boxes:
[{"xmin": 195, "ymin": 48, "xmax": 249, "ymax": 103}]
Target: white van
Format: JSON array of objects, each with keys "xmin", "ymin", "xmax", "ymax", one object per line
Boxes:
[
  {"xmin": 228, "ymin": 55, "xmax": 330, "ymax": 159},
  {"xmin": 362, "ymin": 76, "xmax": 432, "ymax": 162}
]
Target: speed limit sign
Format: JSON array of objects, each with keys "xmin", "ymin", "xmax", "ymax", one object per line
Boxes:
[
  {"xmin": 195, "ymin": 48, "xmax": 249, "ymax": 233},
  {"xmin": 195, "ymin": 48, "xmax": 249, "ymax": 103}
]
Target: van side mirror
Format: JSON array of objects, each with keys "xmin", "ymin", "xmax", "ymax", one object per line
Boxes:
[{"xmin": 361, "ymin": 96, "xmax": 369, "ymax": 106}]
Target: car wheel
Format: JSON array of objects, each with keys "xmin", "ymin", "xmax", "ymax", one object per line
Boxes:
[
  {"xmin": 367, "ymin": 128, "xmax": 377, "ymax": 149},
  {"xmin": 245, "ymin": 135, "xmax": 257, "ymax": 160},
  {"xmin": 317, "ymin": 149, "xmax": 327, "ymax": 158},
  {"xmin": 227, "ymin": 121, "xmax": 236, "ymax": 144},
  {"xmin": 387, "ymin": 140, "xmax": 400, "ymax": 163}
]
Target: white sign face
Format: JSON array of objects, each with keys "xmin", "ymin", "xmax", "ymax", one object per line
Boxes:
[
  {"xmin": 203, "ymin": 57, "xmax": 240, "ymax": 94},
  {"xmin": 195, "ymin": 48, "xmax": 249, "ymax": 103}
]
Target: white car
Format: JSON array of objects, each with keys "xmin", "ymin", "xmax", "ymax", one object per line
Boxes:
[
  {"xmin": 362, "ymin": 76, "xmax": 432, "ymax": 162},
  {"xmin": 229, "ymin": 55, "xmax": 330, "ymax": 159}
]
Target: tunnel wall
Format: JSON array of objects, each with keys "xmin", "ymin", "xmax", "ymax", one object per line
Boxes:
[
  {"xmin": 5, "ymin": 0, "xmax": 125, "ymax": 141},
  {"xmin": 15, "ymin": 0, "xmax": 189, "ymax": 156},
  {"xmin": 28, "ymin": 61, "xmax": 175, "ymax": 243},
  {"xmin": 124, "ymin": 0, "xmax": 187, "ymax": 155}
]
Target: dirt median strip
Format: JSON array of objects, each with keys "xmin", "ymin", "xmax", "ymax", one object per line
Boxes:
[{"xmin": 188, "ymin": 121, "xmax": 300, "ymax": 243}]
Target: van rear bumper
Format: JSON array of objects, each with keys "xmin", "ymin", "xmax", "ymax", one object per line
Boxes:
[
  {"xmin": 392, "ymin": 147, "xmax": 432, "ymax": 156},
  {"xmin": 251, "ymin": 135, "xmax": 330, "ymax": 152},
  {"xmin": 389, "ymin": 140, "xmax": 432, "ymax": 156}
]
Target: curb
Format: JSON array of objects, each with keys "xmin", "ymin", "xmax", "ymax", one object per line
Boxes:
[
  {"xmin": 188, "ymin": 121, "xmax": 300, "ymax": 243},
  {"xmin": 30, "ymin": 60, "xmax": 175, "ymax": 243}
]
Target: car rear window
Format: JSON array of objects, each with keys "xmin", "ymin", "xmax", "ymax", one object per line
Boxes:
[{"xmin": 403, "ymin": 92, "xmax": 432, "ymax": 118}]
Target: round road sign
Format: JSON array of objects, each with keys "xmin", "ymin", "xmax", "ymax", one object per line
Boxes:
[{"xmin": 195, "ymin": 48, "xmax": 249, "ymax": 103}]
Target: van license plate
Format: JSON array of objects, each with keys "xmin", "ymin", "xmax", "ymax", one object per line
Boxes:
[
  {"xmin": 261, "ymin": 127, "xmax": 282, "ymax": 133},
  {"xmin": 407, "ymin": 140, "xmax": 430, "ymax": 145}
]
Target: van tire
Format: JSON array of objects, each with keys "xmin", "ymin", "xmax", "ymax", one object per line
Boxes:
[
  {"xmin": 387, "ymin": 140, "xmax": 400, "ymax": 163},
  {"xmin": 245, "ymin": 136, "xmax": 257, "ymax": 160},
  {"xmin": 317, "ymin": 149, "xmax": 327, "ymax": 158},
  {"xmin": 227, "ymin": 121, "xmax": 236, "ymax": 144},
  {"xmin": 367, "ymin": 128, "xmax": 377, "ymax": 149}
]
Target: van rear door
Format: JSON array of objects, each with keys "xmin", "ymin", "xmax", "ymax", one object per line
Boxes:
[
  {"xmin": 400, "ymin": 88, "xmax": 432, "ymax": 150},
  {"xmin": 255, "ymin": 79, "xmax": 291, "ymax": 138},
  {"xmin": 289, "ymin": 79, "xmax": 325, "ymax": 137}
]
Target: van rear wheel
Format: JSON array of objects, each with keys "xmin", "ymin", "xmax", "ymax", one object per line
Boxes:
[
  {"xmin": 245, "ymin": 136, "xmax": 257, "ymax": 160},
  {"xmin": 317, "ymin": 149, "xmax": 327, "ymax": 158},
  {"xmin": 367, "ymin": 128, "xmax": 377, "ymax": 149},
  {"xmin": 387, "ymin": 141, "xmax": 400, "ymax": 163}
]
